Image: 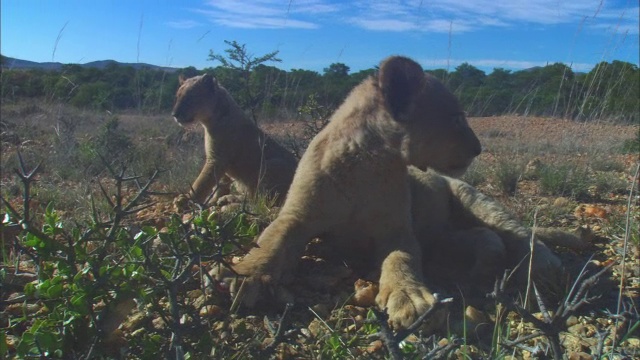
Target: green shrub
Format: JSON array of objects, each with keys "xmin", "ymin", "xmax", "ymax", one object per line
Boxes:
[
  {"xmin": 461, "ymin": 161, "xmax": 487, "ymax": 186},
  {"xmin": 2, "ymin": 164, "xmax": 259, "ymax": 359},
  {"xmin": 538, "ymin": 163, "xmax": 591, "ymax": 200},
  {"xmin": 620, "ymin": 133, "xmax": 640, "ymax": 154},
  {"xmin": 593, "ymin": 172, "xmax": 629, "ymax": 196},
  {"xmin": 491, "ymin": 159, "xmax": 523, "ymax": 195},
  {"xmin": 590, "ymin": 156, "xmax": 627, "ymax": 172}
]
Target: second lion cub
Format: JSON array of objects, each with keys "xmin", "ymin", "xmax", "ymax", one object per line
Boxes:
[
  {"xmin": 172, "ymin": 74, "xmax": 297, "ymax": 205},
  {"xmin": 233, "ymin": 56, "xmax": 482, "ymax": 329}
]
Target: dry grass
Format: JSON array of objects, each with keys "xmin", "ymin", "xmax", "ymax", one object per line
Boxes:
[{"xmin": 1, "ymin": 103, "xmax": 639, "ymax": 358}]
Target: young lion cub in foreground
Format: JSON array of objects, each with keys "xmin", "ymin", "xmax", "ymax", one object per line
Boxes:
[
  {"xmin": 233, "ymin": 56, "xmax": 482, "ymax": 329},
  {"xmin": 172, "ymin": 74, "xmax": 297, "ymax": 205}
]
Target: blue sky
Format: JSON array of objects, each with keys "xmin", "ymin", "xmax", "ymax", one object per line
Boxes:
[{"xmin": 1, "ymin": 0, "xmax": 638, "ymax": 74}]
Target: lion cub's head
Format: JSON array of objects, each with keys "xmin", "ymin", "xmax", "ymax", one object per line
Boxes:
[
  {"xmin": 378, "ymin": 56, "xmax": 481, "ymax": 177},
  {"xmin": 172, "ymin": 74, "xmax": 229, "ymax": 127}
]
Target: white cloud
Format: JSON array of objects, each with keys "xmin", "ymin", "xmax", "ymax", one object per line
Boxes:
[
  {"xmin": 346, "ymin": 0, "xmax": 638, "ymax": 34},
  {"xmin": 197, "ymin": 0, "xmax": 339, "ymax": 29},
  {"xmin": 349, "ymin": 18, "xmax": 418, "ymax": 32},
  {"xmin": 191, "ymin": 0, "xmax": 638, "ymax": 36},
  {"xmin": 591, "ymin": 6, "xmax": 640, "ymax": 35}
]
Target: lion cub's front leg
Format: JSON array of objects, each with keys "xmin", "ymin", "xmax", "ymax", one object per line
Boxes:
[
  {"xmin": 232, "ymin": 214, "xmax": 314, "ymax": 307},
  {"xmin": 375, "ymin": 235, "xmax": 441, "ymax": 330}
]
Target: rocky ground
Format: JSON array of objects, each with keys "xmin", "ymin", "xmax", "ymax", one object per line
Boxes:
[{"xmin": 1, "ymin": 112, "xmax": 638, "ymax": 359}]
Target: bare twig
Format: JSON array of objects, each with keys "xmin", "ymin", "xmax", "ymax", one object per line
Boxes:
[
  {"xmin": 489, "ymin": 264, "xmax": 609, "ymax": 360},
  {"xmin": 263, "ymin": 302, "xmax": 295, "ymax": 352},
  {"xmin": 423, "ymin": 336, "xmax": 461, "ymax": 359}
]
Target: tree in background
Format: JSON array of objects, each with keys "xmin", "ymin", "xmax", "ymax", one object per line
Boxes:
[
  {"xmin": 576, "ymin": 61, "xmax": 639, "ymax": 121},
  {"xmin": 1, "ymin": 49, "xmax": 638, "ymax": 123},
  {"xmin": 322, "ymin": 63, "xmax": 356, "ymax": 106},
  {"xmin": 208, "ymin": 40, "xmax": 282, "ymax": 124}
]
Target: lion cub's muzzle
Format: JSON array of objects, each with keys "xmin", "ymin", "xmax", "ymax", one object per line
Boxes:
[{"xmin": 172, "ymin": 111, "xmax": 194, "ymax": 125}]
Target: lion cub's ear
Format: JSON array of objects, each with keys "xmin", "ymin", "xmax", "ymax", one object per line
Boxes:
[
  {"xmin": 201, "ymin": 73, "xmax": 216, "ymax": 88},
  {"xmin": 178, "ymin": 74, "xmax": 186, "ymax": 85},
  {"xmin": 378, "ymin": 56, "xmax": 425, "ymax": 121}
]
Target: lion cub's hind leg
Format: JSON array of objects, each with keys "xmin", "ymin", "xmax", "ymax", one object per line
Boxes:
[
  {"xmin": 451, "ymin": 228, "xmax": 506, "ymax": 286},
  {"xmin": 422, "ymin": 227, "xmax": 506, "ymax": 289}
]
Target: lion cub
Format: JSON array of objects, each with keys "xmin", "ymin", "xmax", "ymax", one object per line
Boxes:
[
  {"xmin": 172, "ymin": 74, "xmax": 297, "ymax": 205},
  {"xmin": 233, "ymin": 56, "xmax": 482, "ymax": 329}
]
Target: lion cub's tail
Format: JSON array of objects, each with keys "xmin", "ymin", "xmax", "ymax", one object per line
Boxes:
[{"xmin": 446, "ymin": 176, "xmax": 589, "ymax": 251}]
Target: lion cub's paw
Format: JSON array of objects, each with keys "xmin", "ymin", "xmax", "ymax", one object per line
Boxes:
[
  {"xmin": 205, "ymin": 265, "xmax": 239, "ymax": 296},
  {"xmin": 232, "ymin": 259, "xmax": 293, "ymax": 308},
  {"xmin": 234, "ymin": 273, "xmax": 294, "ymax": 308},
  {"xmin": 376, "ymin": 281, "xmax": 443, "ymax": 330}
]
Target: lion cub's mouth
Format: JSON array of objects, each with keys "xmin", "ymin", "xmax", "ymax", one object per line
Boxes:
[
  {"xmin": 173, "ymin": 116, "xmax": 197, "ymax": 129},
  {"xmin": 439, "ymin": 160, "xmax": 474, "ymax": 179}
]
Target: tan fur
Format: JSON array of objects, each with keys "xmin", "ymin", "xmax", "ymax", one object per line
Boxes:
[
  {"xmin": 409, "ymin": 167, "xmax": 566, "ymax": 287},
  {"xmin": 232, "ymin": 56, "xmax": 482, "ymax": 329},
  {"xmin": 172, "ymin": 74, "xmax": 297, "ymax": 205}
]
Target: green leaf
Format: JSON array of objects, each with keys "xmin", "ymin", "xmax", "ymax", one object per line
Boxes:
[
  {"xmin": 24, "ymin": 282, "xmax": 36, "ymax": 297},
  {"xmin": 160, "ymin": 269, "xmax": 172, "ymax": 280},
  {"xmin": 0, "ymin": 331, "xmax": 7, "ymax": 357},
  {"xmin": 35, "ymin": 331, "xmax": 60, "ymax": 354},
  {"xmin": 23, "ymin": 233, "xmax": 42, "ymax": 248},
  {"xmin": 70, "ymin": 293, "xmax": 87, "ymax": 310},
  {"xmin": 97, "ymin": 266, "xmax": 105, "ymax": 278},
  {"xmin": 46, "ymin": 283, "xmax": 64, "ymax": 298},
  {"xmin": 129, "ymin": 245, "xmax": 143, "ymax": 258}
]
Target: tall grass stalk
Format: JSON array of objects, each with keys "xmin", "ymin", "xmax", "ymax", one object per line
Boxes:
[{"xmin": 612, "ymin": 163, "xmax": 640, "ymax": 355}]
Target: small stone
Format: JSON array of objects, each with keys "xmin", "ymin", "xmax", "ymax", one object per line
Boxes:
[
  {"xmin": 566, "ymin": 315, "xmax": 579, "ymax": 327},
  {"xmin": 367, "ymin": 340, "xmax": 384, "ymax": 353},
  {"xmin": 568, "ymin": 352, "xmax": 593, "ymax": 360},
  {"xmin": 5, "ymin": 335, "xmax": 18, "ymax": 351},
  {"xmin": 152, "ymin": 317, "xmax": 166, "ymax": 330},
  {"xmin": 465, "ymin": 306, "xmax": 489, "ymax": 324},
  {"xmin": 122, "ymin": 311, "xmax": 147, "ymax": 331},
  {"xmin": 308, "ymin": 318, "xmax": 324, "ymax": 338},
  {"xmin": 626, "ymin": 338, "xmax": 640, "ymax": 347},
  {"xmin": 199, "ymin": 305, "xmax": 223, "ymax": 319},
  {"xmin": 300, "ymin": 328, "xmax": 311, "ymax": 338},
  {"xmin": 192, "ymin": 294, "xmax": 207, "ymax": 309},
  {"xmin": 5, "ymin": 303, "xmax": 41, "ymax": 316},
  {"xmin": 553, "ymin": 197, "xmax": 570, "ymax": 208},
  {"xmin": 213, "ymin": 321, "xmax": 226, "ymax": 331},
  {"xmin": 568, "ymin": 323, "xmax": 586, "ymax": 335}
]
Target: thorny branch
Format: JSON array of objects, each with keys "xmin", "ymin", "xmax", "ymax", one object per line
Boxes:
[
  {"xmin": 263, "ymin": 302, "xmax": 295, "ymax": 353},
  {"xmin": 1, "ymin": 151, "xmax": 45, "ymax": 272},
  {"xmin": 489, "ymin": 265, "xmax": 610, "ymax": 360}
]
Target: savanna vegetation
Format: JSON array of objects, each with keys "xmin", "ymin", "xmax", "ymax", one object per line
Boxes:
[
  {"xmin": 1, "ymin": 42, "xmax": 639, "ymax": 359},
  {"xmin": 1, "ymin": 41, "xmax": 638, "ymax": 123}
]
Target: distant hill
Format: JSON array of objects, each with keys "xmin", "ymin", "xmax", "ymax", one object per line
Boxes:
[{"xmin": 1, "ymin": 56, "xmax": 178, "ymax": 72}]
